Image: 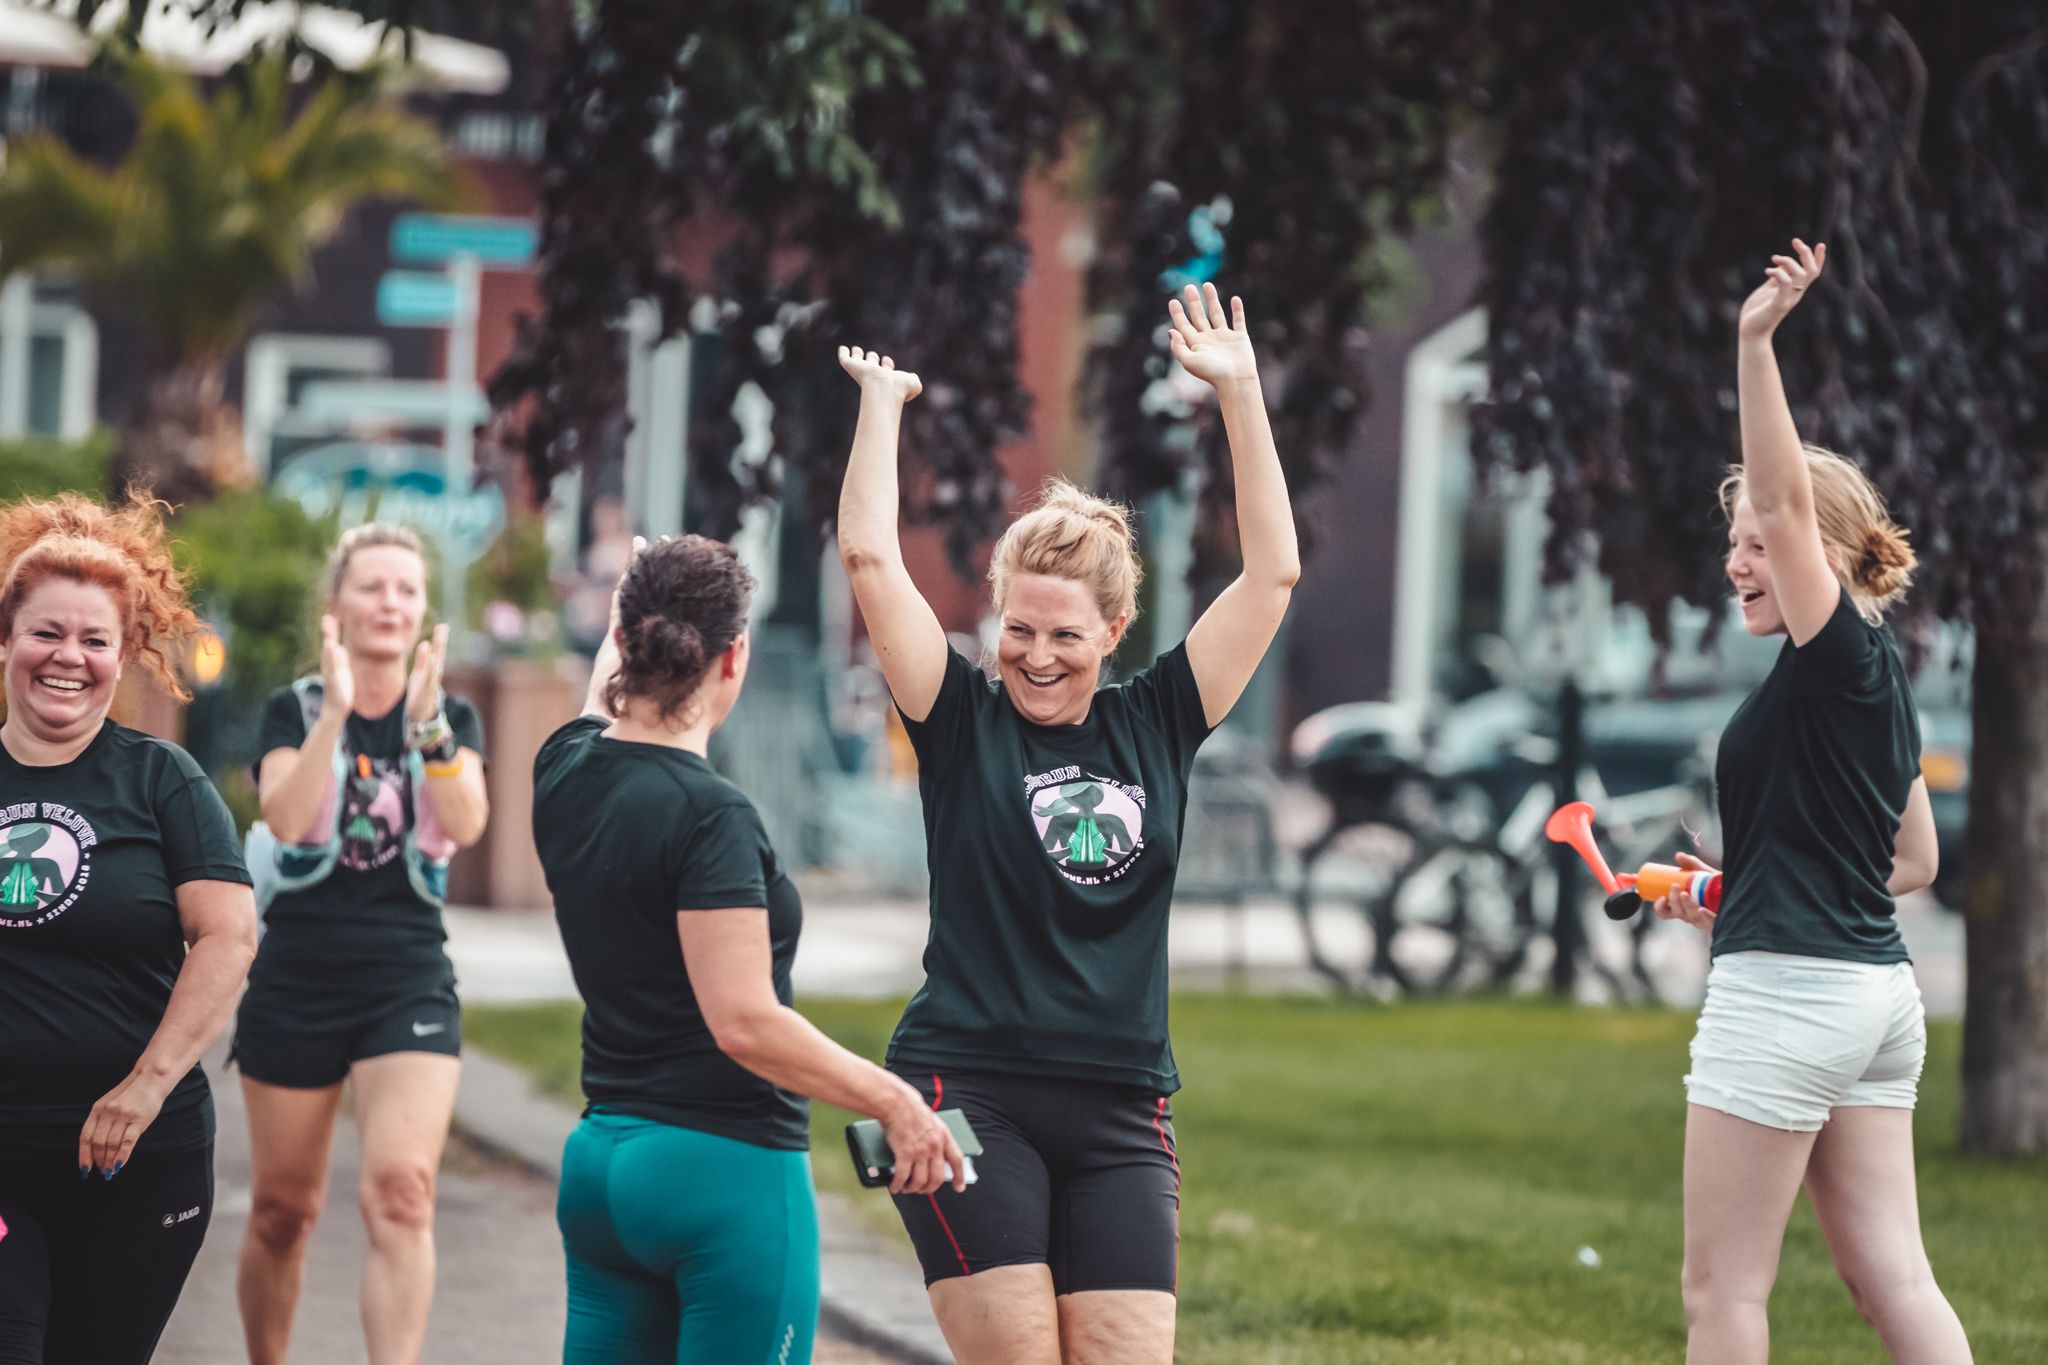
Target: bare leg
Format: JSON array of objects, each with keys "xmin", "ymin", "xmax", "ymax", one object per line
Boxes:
[
  {"xmin": 1804, "ymin": 1107, "xmax": 1972, "ymax": 1364},
  {"xmin": 1057, "ymin": 1289, "xmax": 1175, "ymax": 1365},
  {"xmin": 350, "ymin": 1052, "xmax": 461, "ymax": 1365},
  {"xmin": 928, "ymin": 1264, "xmax": 1063, "ymax": 1365},
  {"xmin": 237, "ymin": 1076, "xmax": 344, "ymax": 1365},
  {"xmin": 1682, "ymin": 1103, "xmax": 1819, "ymax": 1365}
]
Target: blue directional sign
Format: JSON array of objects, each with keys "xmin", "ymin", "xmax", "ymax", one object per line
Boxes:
[
  {"xmin": 377, "ymin": 271, "xmax": 459, "ymax": 326},
  {"xmin": 391, "ymin": 213, "xmax": 538, "ymax": 266}
]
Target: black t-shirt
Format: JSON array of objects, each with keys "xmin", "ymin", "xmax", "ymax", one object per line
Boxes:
[
  {"xmin": 887, "ymin": 644, "xmax": 1214, "ymax": 1094},
  {"xmin": 1714, "ymin": 589, "xmax": 1919, "ymax": 962},
  {"xmin": 532, "ymin": 716, "xmax": 808, "ymax": 1151},
  {"xmin": 0, "ymin": 722, "xmax": 250, "ymax": 1151},
  {"xmin": 251, "ymin": 687, "xmax": 483, "ymax": 981}
]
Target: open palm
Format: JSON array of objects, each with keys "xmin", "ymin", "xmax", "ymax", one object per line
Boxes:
[
  {"xmin": 837, "ymin": 347, "xmax": 923, "ymax": 403},
  {"xmin": 1738, "ymin": 238, "xmax": 1826, "ymax": 342},
  {"xmin": 1167, "ymin": 282, "xmax": 1258, "ymax": 387}
]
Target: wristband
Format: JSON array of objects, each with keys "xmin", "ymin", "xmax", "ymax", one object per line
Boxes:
[
  {"xmin": 424, "ymin": 756, "xmax": 464, "ymax": 778},
  {"xmin": 408, "ymin": 709, "xmax": 455, "ymax": 759}
]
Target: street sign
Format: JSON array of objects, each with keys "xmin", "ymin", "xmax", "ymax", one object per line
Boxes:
[
  {"xmin": 390, "ymin": 212, "xmax": 538, "ymax": 266},
  {"xmin": 298, "ymin": 379, "xmax": 488, "ymax": 427},
  {"xmin": 273, "ymin": 442, "xmax": 505, "ymax": 562},
  {"xmin": 377, "ymin": 270, "xmax": 459, "ymax": 326}
]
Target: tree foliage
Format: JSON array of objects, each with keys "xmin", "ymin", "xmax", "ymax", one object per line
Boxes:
[
  {"xmin": 0, "ymin": 48, "xmax": 462, "ymax": 502},
  {"xmin": 1473, "ymin": 0, "xmax": 2048, "ymax": 642},
  {"xmin": 489, "ymin": 0, "xmax": 1483, "ymax": 582},
  {"xmin": 1079, "ymin": 0, "xmax": 1485, "ymax": 581},
  {"xmin": 0, "ymin": 51, "xmax": 457, "ymax": 368}
]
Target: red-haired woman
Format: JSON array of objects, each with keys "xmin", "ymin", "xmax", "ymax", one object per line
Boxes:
[{"xmin": 0, "ymin": 493, "xmax": 258, "ymax": 1364}]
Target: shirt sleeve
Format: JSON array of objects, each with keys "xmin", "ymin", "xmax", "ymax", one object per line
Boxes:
[
  {"xmin": 155, "ymin": 745, "xmax": 253, "ymax": 886},
  {"xmin": 1118, "ymin": 643, "xmax": 1217, "ymax": 775},
  {"xmin": 1790, "ymin": 589, "xmax": 1880, "ymax": 696},
  {"xmin": 896, "ymin": 648, "xmax": 982, "ymax": 776},
  {"xmin": 673, "ymin": 800, "xmax": 774, "ymax": 911},
  {"xmin": 447, "ymin": 695, "xmax": 486, "ymax": 760},
  {"xmin": 256, "ymin": 687, "xmax": 307, "ymax": 757},
  {"xmin": 534, "ymin": 715, "xmax": 604, "ymax": 789}
]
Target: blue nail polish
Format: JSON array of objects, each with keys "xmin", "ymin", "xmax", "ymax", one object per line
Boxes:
[
  {"xmin": 111, "ymin": 1161, "xmax": 122, "ymax": 1175},
  {"xmin": 79, "ymin": 1165, "xmax": 88, "ymax": 1178},
  {"xmin": 101, "ymin": 1168, "xmax": 113, "ymax": 1180}
]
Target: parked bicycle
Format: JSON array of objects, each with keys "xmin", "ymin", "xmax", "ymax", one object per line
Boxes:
[{"xmin": 1290, "ymin": 689, "xmax": 1727, "ymax": 1001}]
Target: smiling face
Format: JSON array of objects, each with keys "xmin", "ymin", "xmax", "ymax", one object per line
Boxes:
[
  {"xmin": 1725, "ymin": 497, "xmax": 1788, "ymax": 637},
  {"xmin": 329, "ymin": 545, "xmax": 427, "ymax": 662},
  {"xmin": 0, "ymin": 576, "xmax": 126, "ymax": 743},
  {"xmin": 995, "ymin": 574, "xmax": 1126, "ymax": 726}
]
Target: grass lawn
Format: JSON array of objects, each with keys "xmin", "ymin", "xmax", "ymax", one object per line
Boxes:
[{"xmin": 464, "ymin": 997, "xmax": 2047, "ymax": 1364}]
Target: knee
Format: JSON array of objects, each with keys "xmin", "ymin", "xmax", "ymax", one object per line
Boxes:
[
  {"xmin": 360, "ymin": 1161, "xmax": 437, "ymax": 1237},
  {"xmin": 1838, "ymin": 1262, "xmax": 1937, "ymax": 1326},
  {"xmin": 1681, "ymin": 1256, "xmax": 1770, "ymax": 1326},
  {"xmin": 248, "ymin": 1188, "xmax": 324, "ymax": 1254}
]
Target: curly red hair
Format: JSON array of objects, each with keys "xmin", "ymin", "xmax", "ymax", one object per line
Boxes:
[{"xmin": 0, "ymin": 492, "xmax": 200, "ymax": 702}]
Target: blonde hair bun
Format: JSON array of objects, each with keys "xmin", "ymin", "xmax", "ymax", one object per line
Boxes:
[
  {"xmin": 1856, "ymin": 525, "xmax": 1915, "ymax": 601},
  {"xmin": 988, "ymin": 478, "xmax": 1142, "ymax": 629}
]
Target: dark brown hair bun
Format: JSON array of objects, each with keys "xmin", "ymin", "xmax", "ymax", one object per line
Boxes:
[{"xmin": 602, "ymin": 535, "xmax": 755, "ymax": 723}]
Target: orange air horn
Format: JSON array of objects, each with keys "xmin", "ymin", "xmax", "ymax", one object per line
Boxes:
[
  {"xmin": 1543, "ymin": 801, "xmax": 1620, "ymax": 894},
  {"xmin": 1544, "ymin": 800, "xmax": 1723, "ymax": 921}
]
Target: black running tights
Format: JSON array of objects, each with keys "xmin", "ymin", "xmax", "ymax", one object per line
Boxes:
[{"xmin": 0, "ymin": 1141, "xmax": 213, "ymax": 1365}]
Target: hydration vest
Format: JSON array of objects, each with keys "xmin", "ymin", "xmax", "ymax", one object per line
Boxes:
[{"xmin": 260, "ymin": 676, "xmax": 458, "ymax": 908}]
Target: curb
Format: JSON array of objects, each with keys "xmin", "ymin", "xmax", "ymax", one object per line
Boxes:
[{"xmin": 455, "ymin": 1049, "xmax": 954, "ymax": 1365}]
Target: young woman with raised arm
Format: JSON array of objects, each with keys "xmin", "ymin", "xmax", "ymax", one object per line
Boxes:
[
  {"xmin": 835, "ymin": 280, "xmax": 1299, "ymax": 1365},
  {"xmin": 1651, "ymin": 240, "xmax": 1970, "ymax": 1364}
]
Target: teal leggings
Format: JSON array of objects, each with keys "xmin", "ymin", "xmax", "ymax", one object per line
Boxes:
[{"xmin": 557, "ymin": 1111, "xmax": 820, "ymax": 1365}]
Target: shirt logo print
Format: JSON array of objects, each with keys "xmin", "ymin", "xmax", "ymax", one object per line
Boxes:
[
  {"xmin": 0, "ymin": 806, "xmax": 97, "ymax": 928},
  {"xmin": 1026, "ymin": 772, "xmax": 1147, "ymax": 885}
]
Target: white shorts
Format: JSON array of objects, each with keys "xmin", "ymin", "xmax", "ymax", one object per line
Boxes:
[{"xmin": 1684, "ymin": 951, "xmax": 1925, "ymax": 1132}]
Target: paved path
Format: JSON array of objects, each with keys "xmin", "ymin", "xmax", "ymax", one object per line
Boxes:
[{"xmin": 153, "ymin": 1041, "xmax": 891, "ymax": 1364}]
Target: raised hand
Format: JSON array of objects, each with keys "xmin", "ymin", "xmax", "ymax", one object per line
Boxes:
[
  {"xmin": 405, "ymin": 622, "xmax": 450, "ymax": 726},
  {"xmin": 1167, "ymin": 282, "xmax": 1258, "ymax": 388},
  {"xmin": 319, "ymin": 614, "xmax": 355, "ymax": 715},
  {"xmin": 1738, "ymin": 238, "xmax": 1826, "ymax": 343},
  {"xmin": 837, "ymin": 347, "xmax": 923, "ymax": 405}
]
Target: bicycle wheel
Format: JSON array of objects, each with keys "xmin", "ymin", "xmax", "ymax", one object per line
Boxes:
[
  {"xmin": 1294, "ymin": 821, "xmax": 1412, "ymax": 992},
  {"xmin": 1373, "ymin": 840, "xmax": 1538, "ymax": 995}
]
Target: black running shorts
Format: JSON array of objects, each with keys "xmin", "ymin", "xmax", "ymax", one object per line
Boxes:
[
  {"xmin": 232, "ymin": 968, "xmax": 462, "ymax": 1089},
  {"xmin": 887, "ymin": 1069, "xmax": 1180, "ymax": 1295}
]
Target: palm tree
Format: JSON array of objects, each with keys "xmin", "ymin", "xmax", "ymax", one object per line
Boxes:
[{"xmin": 0, "ymin": 51, "xmax": 465, "ymax": 504}]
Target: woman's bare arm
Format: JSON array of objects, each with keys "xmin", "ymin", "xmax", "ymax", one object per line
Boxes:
[
  {"xmin": 79, "ymin": 879, "xmax": 257, "ymax": 1174},
  {"xmin": 423, "ymin": 750, "xmax": 488, "ymax": 847},
  {"xmin": 1736, "ymin": 239, "xmax": 1840, "ymax": 646},
  {"xmin": 259, "ymin": 614, "xmax": 351, "ymax": 842},
  {"xmin": 258, "ymin": 720, "xmax": 346, "ymax": 844},
  {"xmin": 835, "ymin": 349, "xmax": 950, "ymax": 723},
  {"xmin": 580, "ymin": 536, "xmax": 646, "ymax": 719},
  {"xmin": 679, "ymin": 908, "xmax": 965, "ymax": 1195},
  {"xmin": 1174, "ymin": 284, "xmax": 1301, "ymax": 727},
  {"xmin": 1888, "ymin": 776, "xmax": 1938, "ymax": 897}
]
